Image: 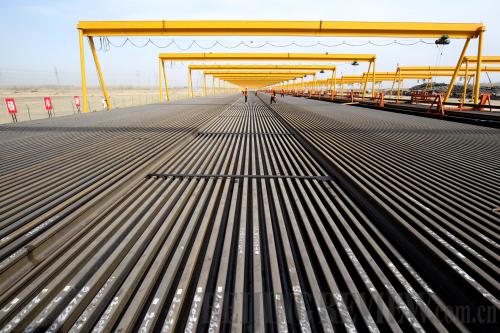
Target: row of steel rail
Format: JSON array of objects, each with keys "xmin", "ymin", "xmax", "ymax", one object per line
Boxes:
[{"xmin": 0, "ymin": 93, "xmax": 498, "ymax": 332}]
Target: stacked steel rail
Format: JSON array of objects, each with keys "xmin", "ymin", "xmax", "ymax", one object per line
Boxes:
[
  {"xmin": 268, "ymin": 93, "xmax": 500, "ymax": 332},
  {"xmin": 0, "ymin": 98, "xmax": 234, "ymax": 288},
  {"xmin": 0, "ymin": 94, "xmax": 498, "ymax": 331}
]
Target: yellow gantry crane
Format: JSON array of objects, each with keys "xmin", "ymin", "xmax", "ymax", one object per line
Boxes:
[
  {"xmin": 201, "ymin": 70, "xmax": 317, "ymax": 96},
  {"xmin": 395, "ymin": 64, "xmax": 500, "ymax": 102},
  {"xmin": 77, "ymin": 20, "xmax": 485, "ymax": 112},
  {"xmin": 158, "ymin": 53, "xmax": 375, "ymax": 101},
  {"xmin": 187, "ymin": 64, "xmax": 337, "ymax": 98}
]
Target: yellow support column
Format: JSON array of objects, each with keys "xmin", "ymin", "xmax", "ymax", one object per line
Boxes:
[
  {"xmin": 88, "ymin": 37, "xmax": 111, "ymax": 110},
  {"xmin": 78, "ymin": 29, "xmax": 88, "ymax": 113},
  {"xmin": 188, "ymin": 68, "xmax": 193, "ymax": 98},
  {"xmin": 473, "ymin": 31, "xmax": 483, "ymax": 104},
  {"xmin": 371, "ymin": 59, "xmax": 377, "ymax": 98},
  {"xmin": 443, "ymin": 38, "xmax": 470, "ymax": 103},
  {"xmin": 159, "ymin": 58, "xmax": 163, "ymax": 102},
  {"xmin": 390, "ymin": 69, "xmax": 398, "ymax": 96},
  {"xmin": 203, "ymin": 74, "xmax": 207, "ymax": 96},
  {"xmin": 161, "ymin": 61, "xmax": 170, "ymax": 101},
  {"xmin": 462, "ymin": 60, "xmax": 469, "ymax": 104},
  {"xmin": 362, "ymin": 61, "xmax": 372, "ymax": 99},
  {"xmin": 333, "ymin": 69, "xmax": 337, "ymax": 96},
  {"xmin": 396, "ymin": 70, "xmax": 402, "ymax": 102},
  {"xmin": 212, "ymin": 76, "xmax": 215, "ymax": 96}
]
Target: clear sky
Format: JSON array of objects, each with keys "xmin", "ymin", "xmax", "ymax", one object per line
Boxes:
[{"xmin": 0, "ymin": 0, "xmax": 499, "ymax": 87}]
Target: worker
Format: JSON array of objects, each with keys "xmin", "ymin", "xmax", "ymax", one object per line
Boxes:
[
  {"xmin": 270, "ymin": 89, "xmax": 277, "ymax": 104},
  {"xmin": 244, "ymin": 88, "xmax": 248, "ymax": 102},
  {"xmin": 281, "ymin": 89, "xmax": 285, "ymax": 98}
]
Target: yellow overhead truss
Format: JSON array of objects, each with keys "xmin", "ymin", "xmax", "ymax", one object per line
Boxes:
[
  {"xmin": 187, "ymin": 64, "xmax": 336, "ymax": 97},
  {"xmin": 78, "ymin": 20, "xmax": 485, "ymax": 112},
  {"xmin": 159, "ymin": 53, "xmax": 374, "ymax": 100}
]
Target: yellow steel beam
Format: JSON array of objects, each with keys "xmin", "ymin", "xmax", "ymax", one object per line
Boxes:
[
  {"xmin": 443, "ymin": 38, "xmax": 470, "ymax": 102},
  {"xmin": 204, "ymin": 70, "xmax": 317, "ymax": 75},
  {"xmin": 188, "ymin": 68, "xmax": 193, "ymax": 98},
  {"xmin": 210, "ymin": 73, "xmax": 309, "ymax": 77},
  {"xmin": 78, "ymin": 21, "xmax": 484, "ymax": 38},
  {"xmin": 189, "ymin": 64, "xmax": 337, "ymax": 70},
  {"xmin": 203, "ymin": 74, "xmax": 207, "ymax": 96},
  {"xmin": 398, "ymin": 66, "xmax": 500, "ymax": 72},
  {"xmin": 371, "ymin": 59, "xmax": 376, "ymax": 98},
  {"xmin": 79, "ymin": 20, "xmax": 485, "ymax": 110},
  {"xmin": 473, "ymin": 31, "xmax": 484, "ymax": 104},
  {"xmin": 463, "ymin": 56, "xmax": 500, "ymax": 63},
  {"xmin": 78, "ymin": 29, "xmax": 88, "ymax": 113},
  {"xmin": 160, "ymin": 53, "xmax": 375, "ymax": 62},
  {"xmin": 88, "ymin": 37, "xmax": 111, "ymax": 110},
  {"xmin": 222, "ymin": 77, "xmax": 295, "ymax": 82},
  {"xmin": 356, "ymin": 72, "xmax": 476, "ymax": 78},
  {"xmin": 159, "ymin": 58, "xmax": 163, "ymax": 102},
  {"xmin": 161, "ymin": 61, "xmax": 170, "ymax": 101}
]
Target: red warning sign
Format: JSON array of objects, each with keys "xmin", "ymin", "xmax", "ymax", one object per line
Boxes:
[
  {"xmin": 73, "ymin": 96, "xmax": 81, "ymax": 109},
  {"xmin": 43, "ymin": 97, "xmax": 53, "ymax": 111},
  {"xmin": 5, "ymin": 98, "xmax": 17, "ymax": 114}
]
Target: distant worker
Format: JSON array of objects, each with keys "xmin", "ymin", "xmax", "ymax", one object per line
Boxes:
[
  {"xmin": 244, "ymin": 88, "xmax": 248, "ymax": 103},
  {"xmin": 281, "ymin": 89, "xmax": 285, "ymax": 98},
  {"xmin": 270, "ymin": 89, "xmax": 277, "ymax": 104}
]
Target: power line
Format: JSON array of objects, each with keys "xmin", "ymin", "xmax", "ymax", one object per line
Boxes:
[{"xmin": 97, "ymin": 36, "xmax": 436, "ymax": 52}]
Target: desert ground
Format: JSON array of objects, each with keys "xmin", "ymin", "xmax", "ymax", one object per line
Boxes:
[{"xmin": 0, "ymin": 86, "xmax": 211, "ymax": 124}]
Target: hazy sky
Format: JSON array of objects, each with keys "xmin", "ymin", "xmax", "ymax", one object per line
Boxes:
[{"xmin": 1, "ymin": 0, "xmax": 499, "ymax": 88}]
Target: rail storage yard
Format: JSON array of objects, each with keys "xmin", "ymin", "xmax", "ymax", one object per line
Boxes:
[{"xmin": 1, "ymin": 15, "xmax": 499, "ymax": 333}]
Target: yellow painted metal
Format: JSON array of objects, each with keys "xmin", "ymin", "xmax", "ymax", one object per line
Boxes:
[
  {"xmin": 212, "ymin": 76, "xmax": 215, "ymax": 95},
  {"xmin": 160, "ymin": 53, "xmax": 375, "ymax": 62},
  {"xmin": 464, "ymin": 56, "xmax": 500, "ymax": 63},
  {"xmin": 79, "ymin": 20, "xmax": 486, "ymax": 110},
  {"xmin": 188, "ymin": 68, "xmax": 193, "ymax": 98},
  {"xmin": 372, "ymin": 59, "xmax": 376, "ymax": 98},
  {"xmin": 203, "ymin": 70, "xmax": 317, "ymax": 75},
  {"xmin": 222, "ymin": 77, "xmax": 297, "ymax": 82},
  {"xmin": 398, "ymin": 66, "xmax": 500, "ymax": 72},
  {"xmin": 362, "ymin": 60, "xmax": 372, "ymax": 99},
  {"xmin": 159, "ymin": 58, "xmax": 163, "ymax": 102},
  {"xmin": 161, "ymin": 61, "xmax": 170, "ymax": 101},
  {"xmin": 78, "ymin": 21, "xmax": 484, "ymax": 38},
  {"xmin": 78, "ymin": 29, "xmax": 88, "ymax": 113},
  {"xmin": 210, "ymin": 74, "xmax": 309, "ymax": 78},
  {"xmin": 396, "ymin": 70, "xmax": 402, "ymax": 100},
  {"xmin": 189, "ymin": 64, "xmax": 337, "ymax": 70},
  {"xmin": 443, "ymin": 38, "xmax": 471, "ymax": 102},
  {"xmin": 473, "ymin": 31, "xmax": 484, "ymax": 104},
  {"xmin": 203, "ymin": 74, "xmax": 207, "ymax": 96},
  {"xmin": 88, "ymin": 37, "xmax": 111, "ymax": 110},
  {"xmin": 462, "ymin": 60, "xmax": 469, "ymax": 104}
]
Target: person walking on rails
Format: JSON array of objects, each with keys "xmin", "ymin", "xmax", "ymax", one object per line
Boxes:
[
  {"xmin": 244, "ymin": 88, "xmax": 248, "ymax": 103},
  {"xmin": 270, "ymin": 89, "xmax": 277, "ymax": 104},
  {"xmin": 281, "ymin": 89, "xmax": 285, "ymax": 98}
]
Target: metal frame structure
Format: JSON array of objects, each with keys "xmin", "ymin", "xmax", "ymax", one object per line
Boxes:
[
  {"xmin": 78, "ymin": 20, "xmax": 485, "ymax": 112},
  {"xmin": 187, "ymin": 64, "xmax": 336, "ymax": 97},
  {"xmin": 202, "ymin": 70, "xmax": 317, "ymax": 96},
  {"xmin": 396, "ymin": 65, "xmax": 500, "ymax": 103},
  {"xmin": 159, "ymin": 53, "xmax": 374, "ymax": 101}
]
